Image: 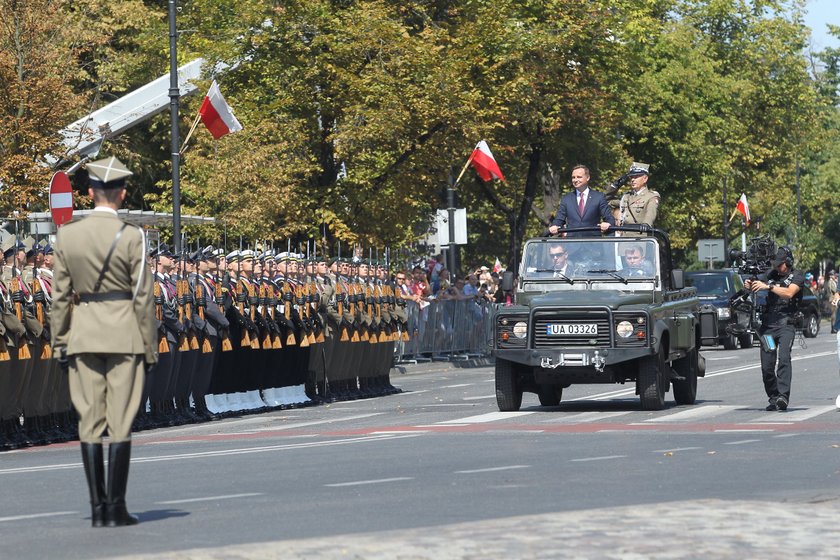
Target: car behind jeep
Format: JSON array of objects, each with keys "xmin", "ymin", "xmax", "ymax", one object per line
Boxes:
[
  {"xmin": 493, "ymin": 228, "xmax": 708, "ymax": 411},
  {"xmin": 685, "ymin": 270, "xmax": 752, "ymax": 349}
]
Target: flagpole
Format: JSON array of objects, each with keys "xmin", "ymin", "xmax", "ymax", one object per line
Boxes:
[
  {"xmin": 168, "ymin": 0, "xmax": 182, "ymax": 254},
  {"xmin": 179, "ymin": 109, "xmax": 203, "ymax": 155},
  {"xmin": 452, "ymin": 152, "xmax": 475, "ymax": 189}
]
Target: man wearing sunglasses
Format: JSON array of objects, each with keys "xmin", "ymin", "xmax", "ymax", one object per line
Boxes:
[{"xmin": 548, "ymin": 244, "xmax": 574, "ymax": 278}]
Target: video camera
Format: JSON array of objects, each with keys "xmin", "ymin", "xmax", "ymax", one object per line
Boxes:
[{"xmin": 728, "ymin": 234, "xmax": 776, "ymax": 277}]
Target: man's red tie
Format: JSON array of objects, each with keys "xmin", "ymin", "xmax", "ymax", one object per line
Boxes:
[{"xmin": 578, "ymin": 194, "xmax": 585, "ymax": 217}]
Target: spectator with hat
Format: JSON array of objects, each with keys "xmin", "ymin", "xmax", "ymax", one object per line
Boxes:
[{"xmin": 827, "ymin": 270, "xmax": 838, "ymax": 333}]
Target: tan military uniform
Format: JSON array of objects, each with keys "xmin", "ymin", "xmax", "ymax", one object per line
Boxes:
[
  {"xmin": 620, "ymin": 186, "xmax": 660, "ymax": 227},
  {"xmin": 51, "ymin": 210, "xmax": 158, "ymax": 443}
]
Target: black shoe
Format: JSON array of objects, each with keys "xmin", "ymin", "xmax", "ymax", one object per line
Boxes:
[
  {"xmin": 776, "ymin": 395, "xmax": 788, "ymax": 411},
  {"xmin": 765, "ymin": 398, "xmax": 778, "ymax": 411}
]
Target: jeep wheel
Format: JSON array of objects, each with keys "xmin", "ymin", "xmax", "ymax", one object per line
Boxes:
[
  {"xmin": 639, "ymin": 346, "xmax": 667, "ymax": 410},
  {"xmin": 804, "ymin": 313, "xmax": 820, "ymax": 338},
  {"xmin": 722, "ymin": 333, "xmax": 738, "ymax": 350},
  {"xmin": 672, "ymin": 347, "xmax": 698, "ymax": 405},
  {"xmin": 738, "ymin": 332, "xmax": 753, "ymax": 349},
  {"xmin": 495, "ymin": 359, "xmax": 523, "ymax": 412},
  {"xmin": 537, "ymin": 386, "xmax": 562, "ymax": 407}
]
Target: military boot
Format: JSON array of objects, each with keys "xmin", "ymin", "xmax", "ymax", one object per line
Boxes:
[
  {"xmin": 81, "ymin": 442, "xmax": 106, "ymax": 527},
  {"xmin": 105, "ymin": 442, "xmax": 139, "ymax": 527}
]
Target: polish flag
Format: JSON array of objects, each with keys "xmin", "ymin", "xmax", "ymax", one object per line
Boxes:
[
  {"xmin": 736, "ymin": 193, "xmax": 750, "ymax": 225},
  {"xmin": 469, "ymin": 140, "xmax": 505, "ymax": 182},
  {"xmin": 199, "ymin": 81, "xmax": 243, "ymax": 140},
  {"xmin": 493, "ymin": 257, "xmax": 503, "ymax": 273}
]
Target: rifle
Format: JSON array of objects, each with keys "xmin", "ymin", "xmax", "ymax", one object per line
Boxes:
[
  {"xmin": 335, "ymin": 275, "xmax": 349, "ymax": 342},
  {"xmin": 10, "ymin": 266, "xmax": 31, "ymax": 360},
  {"xmin": 175, "ymin": 247, "xmax": 191, "ymax": 352},
  {"xmin": 194, "ymin": 276, "xmax": 213, "ymax": 354},
  {"xmin": 184, "ymin": 243, "xmax": 200, "ymax": 351},
  {"xmin": 365, "ymin": 251, "xmax": 378, "ymax": 345},
  {"xmin": 266, "ymin": 280, "xmax": 283, "ymax": 349},
  {"xmin": 235, "ymin": 243, "xmax": 251, "ymax": 348},
  {"xmin": 153, "ymin": 242, "xmax": 170, "ymax": 353},
  {"xmin": 214, "ymin": 247, "xmax": 233, "ymax": 351},
  {"xmin": 31, "ymin": 263, "xmax": 51, "ymax": 359}
]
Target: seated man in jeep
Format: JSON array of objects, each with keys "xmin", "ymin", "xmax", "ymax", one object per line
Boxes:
[{"xmin": 621, "ymin": 244, "xmax": 655, "ymax": 277}]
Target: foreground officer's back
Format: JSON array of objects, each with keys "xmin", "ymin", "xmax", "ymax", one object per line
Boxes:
[{"xmin": 51, "ymin": 156, "xmax": 157, "ymax": 528}]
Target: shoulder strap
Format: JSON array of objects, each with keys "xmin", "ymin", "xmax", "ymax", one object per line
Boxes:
[{"xmin": 93, "ymin": 223, "xmax": 128, "ymax": 293}]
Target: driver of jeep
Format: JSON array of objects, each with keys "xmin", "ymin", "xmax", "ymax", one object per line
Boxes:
[
  {"xmin": 548, "ymin": 244, "xmax": 574, "ymax": 278},
  {"xmin": 622, "ymin": 245, "xmax": 653, "ymax": 277}
]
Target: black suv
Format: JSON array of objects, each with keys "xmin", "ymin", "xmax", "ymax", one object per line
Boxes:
[{"xmin": 686, "ymin": 270, "xmax": 752, "ymax": 349}]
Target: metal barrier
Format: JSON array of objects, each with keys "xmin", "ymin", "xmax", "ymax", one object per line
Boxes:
[{"xmin": 394, "ymin": 298, "xmax": 496, "ymax": 363}]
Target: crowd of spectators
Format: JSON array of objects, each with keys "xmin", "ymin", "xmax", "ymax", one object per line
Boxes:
[{"xmin": 394, "ymin": 257, "xmax": 502, "ymax": 307}]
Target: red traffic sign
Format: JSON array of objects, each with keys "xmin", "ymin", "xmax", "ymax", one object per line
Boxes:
[{"xmin": 49, "ymin": 171, "xmax": 74, "ymax": 227}]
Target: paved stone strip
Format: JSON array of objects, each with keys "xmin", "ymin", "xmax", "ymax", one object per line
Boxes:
[{"xmin": 114, "ymin": 498, "xmax": 840, "ymax": 559}]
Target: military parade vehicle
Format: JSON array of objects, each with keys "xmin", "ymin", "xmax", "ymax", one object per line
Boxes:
[{"xmin": 493, "ymin": 226, "xmax": 708, "ymax": 411}]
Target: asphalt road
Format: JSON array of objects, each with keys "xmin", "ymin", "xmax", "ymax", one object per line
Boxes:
[{"xmin": 2, "ymin": 326, "xmax": 839, "ymax": 559}]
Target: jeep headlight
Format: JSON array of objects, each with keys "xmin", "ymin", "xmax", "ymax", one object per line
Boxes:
[
  {"xmin": 513, "ymin": 322, "xmax": 528, "ymax": 339},
  {"xmin": 717, "ymin": 307, "xmax": 731, "ymax": 319},
  {"xmin": 616, "ymin": 320, "xmax": 634, "ymax": 338}
]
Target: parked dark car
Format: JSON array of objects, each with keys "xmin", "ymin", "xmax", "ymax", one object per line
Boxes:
[{"xmin": 686, "ymin": 270, "xmax": 752, "ymax": 349}]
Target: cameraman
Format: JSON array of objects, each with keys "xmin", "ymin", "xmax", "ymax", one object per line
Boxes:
[{"xmin": 744, "ymin": 247, "xmax": 804, "ymax": 412}]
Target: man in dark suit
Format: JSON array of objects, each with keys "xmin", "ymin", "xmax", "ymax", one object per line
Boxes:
[{"xmin": 548, "ymin": 165, "xmax": 615, "ymax": 237}]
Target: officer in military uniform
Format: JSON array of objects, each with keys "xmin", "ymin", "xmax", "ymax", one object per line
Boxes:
[
  {"xmin": 619, "ymin": 162, "xmax": 660, "ymax": 228},
  {"xmin": 51, "ymin": 156, "xmax": 158, "ymax": 527}
]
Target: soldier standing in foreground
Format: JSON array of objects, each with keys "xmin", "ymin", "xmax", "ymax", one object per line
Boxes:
[
  {"xmin": 51, "ymin": 157, "xmax": 158, "ymax": 527},
  {"xmin": 620, "ymin": 162, "xmax": 660, "ymax": 228}
]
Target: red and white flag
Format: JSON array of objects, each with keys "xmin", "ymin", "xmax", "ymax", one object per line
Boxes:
[
  {"xmin": 493, "ymin": 257, "xmax": 503, "ymax": 273},
  {"xmin": 736, "ymin": 193, "xmax": 750, "ymax": 225},
  {"xmin": 199, "ymin": 80, "xmax": 243, "ymax": 140},
  {"xmin": 469, "ymin": 140, "xmax": 505, "ymax": 182}
]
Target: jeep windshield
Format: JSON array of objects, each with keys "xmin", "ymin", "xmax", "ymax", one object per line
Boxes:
[{"xmin": 520, "ymin": 237, "xmax": 659, "ymax": 289}]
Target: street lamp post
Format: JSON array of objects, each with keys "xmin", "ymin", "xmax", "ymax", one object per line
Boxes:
[{"xmin": 168, "ymin": 0, "xmax": 182, "ymax": 253}]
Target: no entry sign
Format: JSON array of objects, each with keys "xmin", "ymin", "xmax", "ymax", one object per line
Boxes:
[{"xmin": 49, "ymin": 171, "xmax": 73, "ymax": 227}]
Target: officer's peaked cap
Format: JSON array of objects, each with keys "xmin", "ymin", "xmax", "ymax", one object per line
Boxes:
[
  {"xmin": 627, "ymin": 161, "xmax": 650, "ymax": 176},
  {"xmin": 87, "ymin": 156, "xmax": 133, "ymax": 189}
]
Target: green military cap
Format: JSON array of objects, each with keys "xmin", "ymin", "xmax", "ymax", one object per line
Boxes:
[{"xmin": 86, "ymin": 156, "xmax": 133, "ymax": 189}]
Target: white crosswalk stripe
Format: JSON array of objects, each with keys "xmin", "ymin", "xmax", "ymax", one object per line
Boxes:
[
  {"xmin": 435, "ymin": 404, "xmax": 838, "ymax": 427},
  {"xmin": 641, "ymin": 405, "xmax": 740, "ymax": 423},
  {"xmin": 748, "ymin": 405, "xmax": 837, "ymax": 424}
]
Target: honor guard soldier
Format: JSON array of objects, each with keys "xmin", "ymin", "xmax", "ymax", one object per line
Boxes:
[
  {"xmin": 620, "ymin": 162, "xmax": 660, "ymax": 228},
  {"xmin": 51, "ymin": 156, "xmax": 158, "ymax": 527}
]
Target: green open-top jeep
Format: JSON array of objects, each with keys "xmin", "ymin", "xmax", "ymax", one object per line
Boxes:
[{"xmin": 493, "ymin": 227, "xmax": 706, "ymax": 411}]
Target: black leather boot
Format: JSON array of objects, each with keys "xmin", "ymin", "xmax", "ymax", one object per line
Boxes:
[
  {"xmin": 105, "ymin": 442, "xmax": 139, "ymax": 527},
  {"xmin": 80, "ymin": 443, "xmax": 106, "ymax": 527}
]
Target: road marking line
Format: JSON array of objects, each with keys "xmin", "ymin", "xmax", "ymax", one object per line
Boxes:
[
  {"xmin": 749, "ymin": 405, "xmax": 837, "ymax": 424},
  {"xmin": 652, "ymin": 447, "xmax": 703, "ymax": 453},
  {"xmin": 563, "ymin": 351, "xmax": 837, "ymax": 402},
  {"xmin": 0, "ymin": 511, "xmax": 77, "ymax": 523},
  {"xmin": 437, "ymin": 411, "xmax": 534, "ymax": 424},
  {"xmin": 0, "ymin": 434, "xmax": 422, "ymax": 476},
  {"xmin": 713, "ymin": 429, "xmax": 774, "ymax": 433},
  {"xmin": 643, "ymin": 405, "xmax": 740, "ymax": 423},
  {"xmin": 541, "ymin": 411, "xmax": 635, "ymax": 424},
  {"xmin": 325, "ymin": 477, "xmax": 413, "ymax": 488},
  {"xmin": 724, "ymin": 439, "xmax": 761, "ymax": 445},
  {"xmin": 569, "ymin": 455, "xmax": 627, "ymax": 462},
  {"xmin": 462, "ymin": 395, "xmax": 496, "ymax": 400},
  {"xmin": 157, "ymin": 493, "xmax": 263, "ymax": 505},
  {"xmin": 455, "ymin": 465, "xmax": 530, "ymax": 474},
  {"xmin": 249, "ymin": 413, "xmax": 383, "ymax": 432},
  {"xmin": 442, "ymin": 383, "xmax": 473, "ymax": 388},
  {"xmin": 420, "ymin": 404, "xmax": 477, "ymax": 407},
  {"xmin": 705, "ymin": 356, "xmax": 737, "ymax": 360}
]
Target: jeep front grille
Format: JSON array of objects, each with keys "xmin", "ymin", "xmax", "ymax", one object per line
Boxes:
[{"xmin": 532, "ymin": 309, "xmax": 612, "ymax": 348}]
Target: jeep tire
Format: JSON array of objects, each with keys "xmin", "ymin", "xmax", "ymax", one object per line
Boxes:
[
  {"xmin": 639, "ymin": 345, "xmax": 667, "ymax": 410},
  {"xmin": 537, "ymin": 385, "xmax": 562, "ymax": 407},
  {"xmin": 672, "ymin": 346, "xmax": 698, "ymax": 405},
  {"xmin": 495, "ymin": 359, "xmax": 523, "ymax": 412}
]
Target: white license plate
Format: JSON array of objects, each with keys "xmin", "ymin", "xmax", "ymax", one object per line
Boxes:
[{"xmin": 546, "ymin": 323, "xmax": 598, "ymax": 336}]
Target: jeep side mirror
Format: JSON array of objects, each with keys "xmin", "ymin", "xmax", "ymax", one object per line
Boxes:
[
  {"xmin": 501, "ymin": 270, "xmax": 514, "ymax": 291},
  {"xmin": 671, "ymin": 269, "xmax": 685, "ymax": 290}
]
